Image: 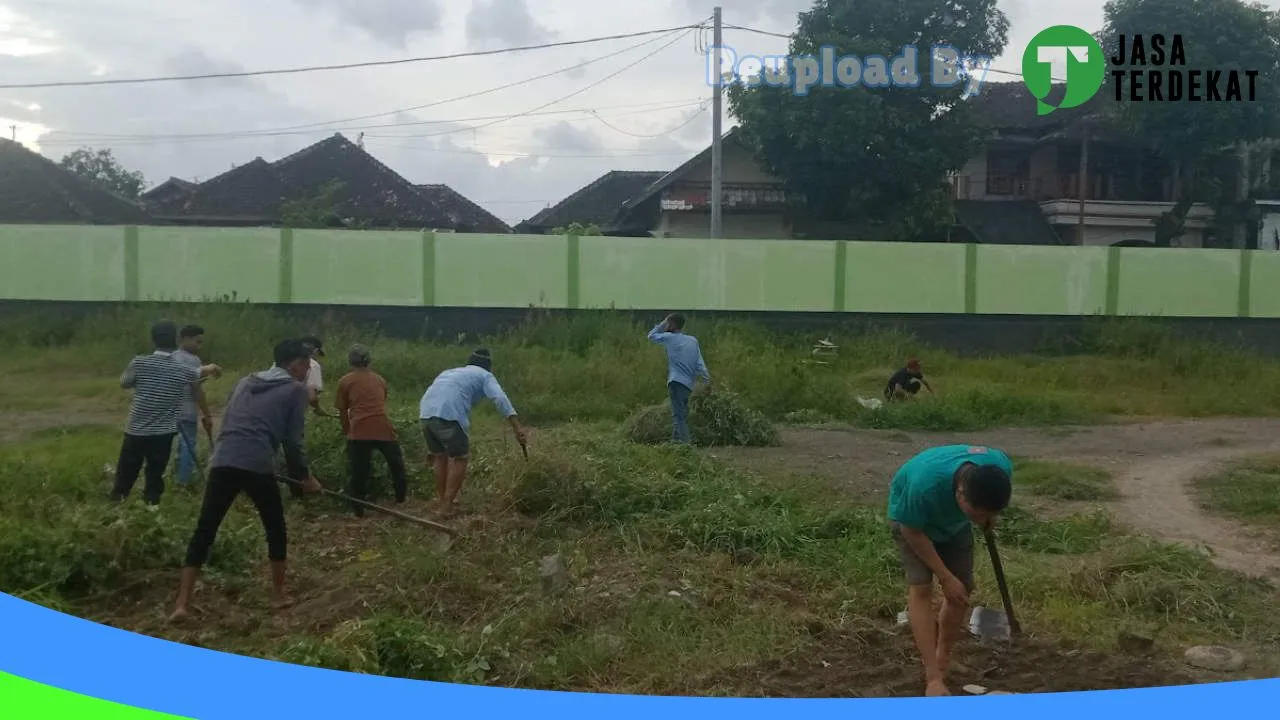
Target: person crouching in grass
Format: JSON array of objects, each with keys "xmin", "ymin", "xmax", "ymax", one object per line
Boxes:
[
  {"xmin": 335, "ymin": 344, "xmax": 408, "ymax": 515},
  {"xmin": 887, "ymin": 444, "xmax": 1012, "ymax": 696}
]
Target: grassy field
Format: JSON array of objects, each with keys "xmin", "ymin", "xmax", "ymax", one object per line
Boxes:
[{"xmin": 2, "ymin": 303, "xmax": 1279, "ymax": 695}]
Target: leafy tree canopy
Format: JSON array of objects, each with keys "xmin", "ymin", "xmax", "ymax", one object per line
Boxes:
[
  {"xmin": 58, "ymin": 147, "xmax": 146, "ymax": 200},
  {"xmin": 1101, "ymin": 0, "xmax": 1280, "ymax": 245},
  {"xmin": 728, "ymin": 0, "xmax": 1009, "ymax": 236}
]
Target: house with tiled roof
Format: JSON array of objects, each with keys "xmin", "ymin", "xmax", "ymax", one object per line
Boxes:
[
  {"xmin": 145, "ymin": 134, "xmax": 504, "ymax": 231},
  {"xmin": 416, "ymin": 184, "xmax": 512, "ymax": 234},
  {"xmin": 515, "ymin": 170, "xmax": 666, "ymax": 235},
  {"xmin": 0, "ymin": 138, "xmax": 153, "ymax": 225},
  {"xmin": 952, "ymin": 81, "xmax": 1214, "ymax": 247}
]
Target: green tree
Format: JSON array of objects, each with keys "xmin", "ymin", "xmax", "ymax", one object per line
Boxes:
[
  {"xmin": 727, "ymin": 0, "xmax": 1009, "ymax": 236},
  {"xmin": 550, "ymin": 222, "xmax": 602, "ymax": 235},
  {"xmin": 280, "ymin": 180, "xmax": 346, "ymax": 228},
  {"xmin": 58, "ymin": 147, "xmax": 146, "ymax": 200},
  {"xmin": 1101, "ymin": 0, "xmax": 1280, "ymax": 247}
]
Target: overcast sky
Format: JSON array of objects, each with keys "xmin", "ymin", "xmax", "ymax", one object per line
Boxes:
[{"xmin": 0, "ymin": 0, "xmax": 1204, "ymax": 225}]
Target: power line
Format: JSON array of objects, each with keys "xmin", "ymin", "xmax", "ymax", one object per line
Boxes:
[
  {"xmin": 0, "ymin": 25, "xmax": 704, "ymax": 90},
  {"xmin": 213, "ymin": 28, "xmax": 694, "ymax": 136},
  {"xmin": 356, "ymin": 141, "xmax": 696, "ymax": 159},
  {"xmin": 410, "ymin": 28, "xmax": 698, "ymax": 140},
  {"xmin": 35, "ymin": 99, "xmax": 707, "ymax": 148},
  {"xmin": 588, "ymin": 102, "xmax": 707, "ymax": 139}
]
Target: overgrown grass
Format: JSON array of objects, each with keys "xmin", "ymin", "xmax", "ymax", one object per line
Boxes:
[
  {"xmin": 1013, "ymin": 457, "xmax": 1119, "ymax": 502},
  {"xmin": 5, "ymin": 305, "xmax": 1280, "ymax": 690},
  {"xmin": 8, "ymin": 303, "xmax": 1280, "ymax": 431},
  {"xmin": 1193, "ymin": 455, "xmax": 1280, "ymax": 528}
]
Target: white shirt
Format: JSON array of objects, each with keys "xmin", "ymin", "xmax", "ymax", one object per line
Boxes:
[{"xmin": 306, "ymin": 358, "xmax": 323, "ymax": 392}]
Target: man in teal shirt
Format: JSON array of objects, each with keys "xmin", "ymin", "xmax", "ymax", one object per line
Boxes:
[{"xmin": 887, "ymin": 444, "xmax": 1013, "ymax": 697}]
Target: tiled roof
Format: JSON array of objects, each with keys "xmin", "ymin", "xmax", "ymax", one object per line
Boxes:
[
  {"xmin": 968, "ymin": 81, "xmax": 1114, "ymax": 135},
  {"xmin": 619, "ymin": 128, "xmax": 745, "ymax": 212},
  {"xmin": 516, "ymin": 170, "xmax": 668, "ymax": 233},
  {"xmin": 416, "ymin": 184, "xmax": 513, "ymax": 233},
  {"xmin": 954, "ymin": 199, "xmax": 1067, "ymax": 245},
  {"xmin": 0, "ymin": 138, "xmax": 153, "ymax": 224},
  {"xmin": 156, "ymin": 134, "xmax": 458, "ymax": 228}
]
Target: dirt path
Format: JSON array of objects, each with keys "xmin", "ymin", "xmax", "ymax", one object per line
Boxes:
[{"xmin": 715, "ymin": 417, "xmax": 1280, "ymax": 581}]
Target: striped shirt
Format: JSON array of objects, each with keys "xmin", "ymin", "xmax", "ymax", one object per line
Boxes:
[
  {"xmin": 172, "ymin": 348, "xmax": 203, "ymax": 422},
  {"xmin": 120, "ymin": 351, "xmax": 201, "ymax": 436}
]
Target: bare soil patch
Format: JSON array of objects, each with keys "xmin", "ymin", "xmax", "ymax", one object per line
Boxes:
[{"xmin": 715, "ymin": 418, "xmax": 1280, "ymax": 580}]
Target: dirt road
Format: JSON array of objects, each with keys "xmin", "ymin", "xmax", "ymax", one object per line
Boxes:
[{"xmin": 716, "ymin": 417, "xmax": 1280, "ymax": 580}]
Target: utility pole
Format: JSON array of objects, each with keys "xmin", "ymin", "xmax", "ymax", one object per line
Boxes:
[
  {"xmin": 710, "ymin": 6, "xmax": 723, "ymax": 239},
  {"xmin": 8, "ymin": 125, "xmax": 14, "ymax": 142}
]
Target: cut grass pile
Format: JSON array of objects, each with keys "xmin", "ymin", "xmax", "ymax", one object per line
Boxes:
[{"xmin": 621, "ymin": 390, "xmax": 781, "ymax": 447}]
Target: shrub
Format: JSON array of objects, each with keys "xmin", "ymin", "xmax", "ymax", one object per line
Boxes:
[{"xmin": 621, "ymin": 391, "xmax": 780, "ymax": 447}]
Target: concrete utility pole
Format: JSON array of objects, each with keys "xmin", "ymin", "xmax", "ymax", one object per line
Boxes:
[{"xmin": 710, "ymin": 6, "xmax": 723, "ymax": 239}]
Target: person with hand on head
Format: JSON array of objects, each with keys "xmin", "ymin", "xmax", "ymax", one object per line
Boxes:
[
  {"xmin": 299, "ymin": 336, "xmax": 334, "ymax": 417},
  {"xmin": 173, "ymin": 324, "xmax": 216, "ymax": 489},
  {"xmin": 171, "ymin": 339, "xmax": 323, "ymax": 622},
  {"xmin": 336, "ymin": 343, "xmax": 409, "ymax": 514},
  {"xmin": 887, "ymin": 444, "xmax": 1012, "ymax": 697},
  {"xmin": 418, "ymin": 348, "xmax": 526, "ymax": 519},
  {"xmin": 112, "ymin": 320, "xmax": 221, "ymax": 507},
  {"xmin": 646, "ymin": 312, "xmax": 711, "ymax": 444},
  {"xmin": 884, "ymin": 357, "xmax": 933, "ymax": 402}
]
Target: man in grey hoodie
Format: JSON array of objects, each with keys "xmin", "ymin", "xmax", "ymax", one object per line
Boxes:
[{"xmin": 171, "ymin": 339, "xmax": 323, "ymax": 621}]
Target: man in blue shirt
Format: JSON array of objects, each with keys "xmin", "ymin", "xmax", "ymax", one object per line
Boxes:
[
  {"xmin": 886, "ymin": 444, "xmax": 1013, "ymax": 696},
  {"xmin": 647, "ymin": 313, "xmax": 711, "ymax": 444},
  {"xmin": 419, "ymin": 348, "xmax": 527, "ymax": 518}
]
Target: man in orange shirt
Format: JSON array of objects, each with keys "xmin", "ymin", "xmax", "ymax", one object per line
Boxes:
[{"xmin": 334, "ymin": 344, "xmax": 408, "ymax": 515}]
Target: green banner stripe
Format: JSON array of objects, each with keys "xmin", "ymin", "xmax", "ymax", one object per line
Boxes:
[
  {"xmin": 278, "ymin": 228, "xmax": 294, "ymax": 304},
  {"xmin": 421, "ymin": 230, "xmax": 436, "ymax": 306},
  {"xmin": 123, "ymin": 226, "xmax": 139, "ymax": 302},
  {"xmin": 1238, "ymin": 248, "xmax": 1253, "ymax": 317},
  {"xmin": 566, "ymin": 233, "xmax": 581, "ymax": 309},
  {"xmin": 833, "ymin": 240, "xmax": 848, "ymax": 312},
  {"xmin": 1105, "ymin": 245, "xmax": 1121, "ymax": 315},
  {"xmin": 0, "ymin": 671, "xmax": 190, "ymax": 718},
  {"xmin": 963, "ymin": 243, "xmax": 978, "ymax": 313}
]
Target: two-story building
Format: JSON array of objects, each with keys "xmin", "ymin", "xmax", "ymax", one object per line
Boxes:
[{"xmin": 954, "ymin": 82, "xmax": 1215, "ymax": 247}]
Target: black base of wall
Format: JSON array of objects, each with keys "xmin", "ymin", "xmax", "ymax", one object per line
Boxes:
[{"xmin": 4, "ymin": 300, "xmax": 1280, "ymax": 357}]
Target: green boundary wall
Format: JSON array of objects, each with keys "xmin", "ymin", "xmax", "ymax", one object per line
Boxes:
[{"xmin": 0, "ymin": 224, "xmax": 1275, "ymax": 317}]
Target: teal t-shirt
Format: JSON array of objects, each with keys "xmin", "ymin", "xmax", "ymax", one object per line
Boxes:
[{"xmin": 887, "ymin": 444, "xmax": 1013, "ymax": 542}]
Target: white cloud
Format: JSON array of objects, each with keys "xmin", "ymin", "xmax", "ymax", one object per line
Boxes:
[{"xmin": 0, "ymin": 0, "xmax": 1126, "ymax": 225}]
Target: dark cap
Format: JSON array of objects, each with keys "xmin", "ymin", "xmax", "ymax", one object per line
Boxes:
[
  {"xmin": 300, "ymin": 336, "xmax": 325, "ymax": 357},
  {"xmin": 467, "ymin": 347, "xmax": 492, "ymax": 371},
  {"xmin": 348, "ymin": 343, "xmax": 372, "ymax": 367},
  {"xmin": 273, "ymin": 338, "xmax": 311, "ymax": 368}
]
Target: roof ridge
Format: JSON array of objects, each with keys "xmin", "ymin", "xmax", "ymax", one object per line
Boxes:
[
  {"xmin": 525, "ymin": 169, "xmax": 664, "ymax": 226},
  {"xmin": 416, "ymin": 183, "xmax": 513, "ymax": 233}
]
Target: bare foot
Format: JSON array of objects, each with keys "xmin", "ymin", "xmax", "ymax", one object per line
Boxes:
[
  {"xmin": 271, "ymin": 595, "xmax": 296, "ymax": 611},
  {"xmin": 168, "ymin": 607, "xmax": 189, "ymax": 623},
  {"xmin": 925, "ymin": 679, "xmax": 950, "ymax": 697}
]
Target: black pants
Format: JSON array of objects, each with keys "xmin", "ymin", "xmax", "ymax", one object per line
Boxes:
[
  {"xmin": 348, "ymin": 440, "xmax": 407, "ymax": 514},
  {"xmin": 183, "ymin": 466, "xmax": 287, "ymax": 566},
  {"xmin": 111, "ymin": 433, "xmax": 176, "ymax": 505}
]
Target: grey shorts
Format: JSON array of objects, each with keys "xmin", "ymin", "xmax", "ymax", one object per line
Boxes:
[
  {"xmin": 890, "ymin": 522, "xmax": 975, "ymax": 591},
  {"xmin": 421, "ymin": 418, "xmax": 469, "ymax": 458}
]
